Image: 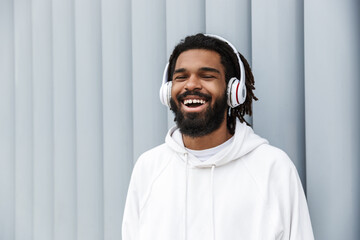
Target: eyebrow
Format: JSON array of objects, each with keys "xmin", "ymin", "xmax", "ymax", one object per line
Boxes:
[
  {"xmin": 173, "ymin": 68, "xmax": 186, "ymax": 74},
  {"xmin": 199, "ymin": 67, "xmax": 221, "ymax": 74},
  {"xmin": 173, "ymin": 67, "xmax": 221, "ymax": 74}
]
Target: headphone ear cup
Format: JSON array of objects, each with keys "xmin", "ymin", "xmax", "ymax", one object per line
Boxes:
[
  {"xmin": 227, "ymin": 77, "xmax": 246, "ymax": 108},
  {"xmin": 159, "ymin": 81, "xmax": 172, "ymax": 107}
]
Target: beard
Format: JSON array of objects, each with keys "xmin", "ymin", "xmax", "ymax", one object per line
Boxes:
[{"xmin": 170, "ymin": 90, "xmax": 228, "ymax": 138}]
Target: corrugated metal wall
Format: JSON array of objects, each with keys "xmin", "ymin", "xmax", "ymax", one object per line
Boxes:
[{"xmin": 0, "ymin": 0, "xmax": 359, "ymax": 239}]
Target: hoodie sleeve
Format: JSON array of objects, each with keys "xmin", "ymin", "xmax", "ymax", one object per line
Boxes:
[
  {"xmin": 288, "ymin": 164, "xmax": 314, "ymax": 240},
  {"xmin": 122, "ymin": 162, "xmax": 141, "ymax": 240}
]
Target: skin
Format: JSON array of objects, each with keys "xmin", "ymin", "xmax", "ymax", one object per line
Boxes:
[{"xmin": 171, "ymin": 49, "xmax": 233, "ymax": 150}]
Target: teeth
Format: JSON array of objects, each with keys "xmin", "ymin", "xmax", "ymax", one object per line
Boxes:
[{"xmin": 183, "ymin": 99, "xmax": 206, "ymax": 105}]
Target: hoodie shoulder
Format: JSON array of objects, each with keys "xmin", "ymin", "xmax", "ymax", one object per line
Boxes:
[
  {"xmin": 130, "ymin": 143, "xmax": 174, "ymax": 211},
  {"xmin": 245, "ymin": 143, "xmax": 294, "ymax": 168},
  {"xmin": 136, "ymin": 143, "xmax": 172, "ymax": 170},
  {"xmin": 133, "ymin": 143, "xmax": 177, "ymax": 185},
  {"xmin": 241, "ymin": 143, "xmax": 300, "ymax": 194}
]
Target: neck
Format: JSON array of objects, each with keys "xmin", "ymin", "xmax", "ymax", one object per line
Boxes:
[{"xmin": 182, "ymin": 118, "xmax": 233, "ymax": 150}]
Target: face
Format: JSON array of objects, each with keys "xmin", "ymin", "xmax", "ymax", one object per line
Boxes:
[{"xmin": 170, "ymin": 49, "xmax": 228, "ymax": 137}]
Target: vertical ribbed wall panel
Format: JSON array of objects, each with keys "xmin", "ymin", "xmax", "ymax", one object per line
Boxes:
[
  {"xmin": 14, "ymin": 0, "xmax": 34, "ymax": 239},
  {"xmin": 165, "ymin": 0, "xmax": 206, "ymax": 127},
  {"xmin": 304, "ymin": 1, "xmax": 360, "ymax": 239},
  {"xmin": 32, "ymin": 0, "xmax": 54, "ymax": 239},
  {"xmin": 205, "ymin": 0, "xmax": 252, "ymax": 60},
  {"xmin": 52, "ymin": 0, "xmax": 77, "ymax": 239},
  {"xmin": 0, "ymin": 0, "xmax": 15, "ymax": 239},
  {"xmin": 74, "ymin": 0, "xmax": 104, "ymax": 239},
  {"xmin": 165, "ymin": 0, "xmax": 205, "ymax": 56},
  {"xmin": 102, "ymin": 0, "xmax": 133, "ymax": 239},
  {"xmin": 251, "ymin": 0, "xmax": 306, "ymax": 186},
  {"xmin": 132, "ymin": 0, "xmax": 167, "ymax": 161},
  {"xmin": 206, "ymin": 0, "xmax": 253, "ymax": 125},
  {"xmin": 0, "ymin": 1, "xmax": 359, "ymax": 240}
]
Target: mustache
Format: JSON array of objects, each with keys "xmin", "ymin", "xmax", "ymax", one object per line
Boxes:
[{"xmin": 177, "ymin": 91, "xmax": 211, "ymax": 102}]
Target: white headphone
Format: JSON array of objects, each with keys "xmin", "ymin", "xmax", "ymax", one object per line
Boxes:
[{"xmin": 159, "ymin": 34, "xmax": 247, "ymax": 108}]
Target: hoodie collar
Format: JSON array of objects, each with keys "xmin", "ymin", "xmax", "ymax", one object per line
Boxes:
[{"xmin": 165, "ymin": 119, "xmax": 268, "ymax": 168}]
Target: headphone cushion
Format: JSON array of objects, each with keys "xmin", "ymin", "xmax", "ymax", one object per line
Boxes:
[
  {"xmin": 159, "ymin": 81, "xmax": 172, "ymax": 107},
  {"xmin": 227, "ymin": 77, "xmax": 246, "ymax": 108}
]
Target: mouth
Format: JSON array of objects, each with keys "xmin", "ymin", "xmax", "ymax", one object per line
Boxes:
[
  {"xmin": 180, "ymin": 97, "xmax": 209, "ymax": 113},
  {"xmin": 176, "ymin": 91, "xmax": 211, "ymax": 113},
  {"xmin": 183, "ymin": 98, "xmax": 207, "ymax": 107}
]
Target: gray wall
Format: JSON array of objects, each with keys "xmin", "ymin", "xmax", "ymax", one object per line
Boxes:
[
  {"xmin": 304, "ymin": 1, "xmax": 360, "ymax": 239},
  {"xmin": 0, "ymin": 0, "xmax": 359, "ymax": 239}
]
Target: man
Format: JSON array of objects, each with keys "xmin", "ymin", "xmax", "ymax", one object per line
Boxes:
[{"xmin": 122, "ymin": 33, "xmax": 314, "ymax": 240}]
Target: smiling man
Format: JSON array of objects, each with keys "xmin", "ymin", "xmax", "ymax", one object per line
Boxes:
[{"xmin": 122, "ymin": 34, "xmax": 314, "ymax": 240}]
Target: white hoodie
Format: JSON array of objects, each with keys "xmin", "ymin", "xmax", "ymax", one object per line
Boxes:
[{"xmin": 122, "ymin": 121, "xmax": 314, "ymax": 240}]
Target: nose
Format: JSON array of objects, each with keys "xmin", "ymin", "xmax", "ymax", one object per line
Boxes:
[{"xmin": 184, "ymin": 74, "xmax": 202, "ymax": 91}]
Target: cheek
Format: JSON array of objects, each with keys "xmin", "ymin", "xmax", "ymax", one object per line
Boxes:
[{"xmin": 206, "ymin": 82, "xmax": 226, "ymax": 98}]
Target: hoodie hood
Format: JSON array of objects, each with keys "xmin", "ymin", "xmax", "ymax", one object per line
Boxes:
[{"xmin": 165, "ymin": 119, "xmax": 268, "ymax": 168}]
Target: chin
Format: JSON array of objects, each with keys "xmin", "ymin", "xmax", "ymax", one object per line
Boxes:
[{"xmin": 170, "ymin": 94, "xmax": 228, "ymax": 138}]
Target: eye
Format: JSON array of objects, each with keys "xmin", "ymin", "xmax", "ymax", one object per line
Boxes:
[
  {"xmin": 174, "ymin": 75, "xmax": 188, "ymax": 81},
  {"xmin": 201, "ymin": 74, "xmax": 215, "ymax": 79}
]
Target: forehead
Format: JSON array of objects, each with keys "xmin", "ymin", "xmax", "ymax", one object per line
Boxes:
[{"xmin": 175, "ymin": 49, "xmax": 223, "ymax": 71}]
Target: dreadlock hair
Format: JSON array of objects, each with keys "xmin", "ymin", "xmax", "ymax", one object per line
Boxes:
[{"xmin": 167, "ymin": 33, "xmax": 258, "ymax": 135}]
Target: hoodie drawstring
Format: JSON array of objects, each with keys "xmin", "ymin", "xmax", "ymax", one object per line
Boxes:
[
  {"xmin": 184, "ymin": 154, "xmax": 188, "ymax": 240},
  {"xmin": 184, "ymin": 156, "xmax": 216, "ymax": 240},
  {"xmin": 210, "ymin": 164, "xmax": 216, "ymax": 240}
]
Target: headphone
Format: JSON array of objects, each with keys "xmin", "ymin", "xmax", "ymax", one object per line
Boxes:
[{"xmin": 159, "ymin": 34, "xmax": 247, "ymax": 108}]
